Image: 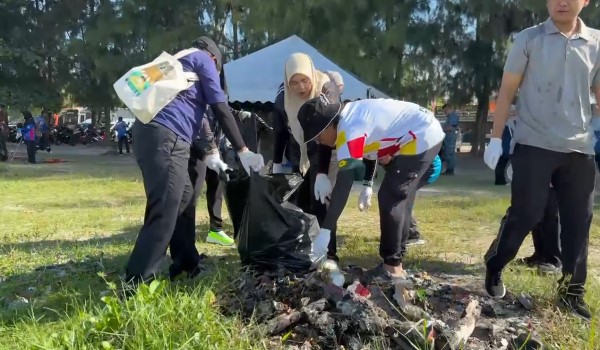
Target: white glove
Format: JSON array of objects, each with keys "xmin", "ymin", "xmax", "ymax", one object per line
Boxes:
[
  {"xmin": 204, "ymin": 153, "xmax": 229, "ymax": 172},
  {"xmin": 272, "ymin": 163, "xmax": 284, "ymax": 174},
  {"xmin": 483, "ymin": 138, "xmax": 502, "ymax": 170},
  {"xmin": 310, "ymin": 228, "xmax": 331, "ymax": 264},
  {"xmin": 238, "ymin": 149, "xmax": 265, "ymax": 174},
  {"xmin": 314, "ymin": 173, "xmax": 333, "ymax": 205},
  {"xmin": 358, "ymin": 185, "xmax": 373, "ymax": 211},
  {"xmin": 239, "ymin": 111, "xmax": 252, "ymax": 121}
]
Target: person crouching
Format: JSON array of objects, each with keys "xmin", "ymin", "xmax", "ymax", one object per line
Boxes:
[{"xmin": 298, "ymin": 95, "xmax": 445, "ymax": 283}]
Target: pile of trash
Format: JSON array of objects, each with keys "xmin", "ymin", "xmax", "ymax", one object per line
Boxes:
[{"xmin": 218, "ymin": 262, "xmax": 546, "ymax": 350}]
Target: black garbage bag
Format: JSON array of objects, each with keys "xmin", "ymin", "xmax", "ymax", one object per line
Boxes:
[{"xmin": 236, "ymin": 172, "xmax": 319, "ymax": 273}]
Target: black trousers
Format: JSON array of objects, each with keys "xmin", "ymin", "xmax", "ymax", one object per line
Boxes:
[
  {"xmin": 378, "ymin": 143, "xmax": 442, "ymax": 266},
  {"xmin": 195, "ymin": 164, "xmax": 225, "ymax": 232},
  {"xmin": 595, "ymin": 154, "xmax": 600, "ymax": 173},
  {"xmin": 118, "ymin": 135, "xmax": 130, "ymax": 154},
  {"xmin": 38, "ymin": 132, "xmax": 51, "ymax": 152},
  {"xmin": 485, "ymin": 144, "xmax": 594, "ymax": 293},
  {"xmin": 26, "ymin": 140, "xmax": 36, "ymax": 163},
  {"xmin": 495, "ymin": 155, "xmax": 510, "ymax": 185},
  {"xmin": 294, "ymin": 153, "xmax": 338, "ymax": 258},
  {"xmin": 530, "ymin": 188, "xmax": 561, "ymax": 265},
  {"xmin": 498, "ymin": 187, "xmax": 561, "ymax": 265},
  {"xmin": 408, "ymin": 158, "xmax": 441, "ymax": 239},
  {"xmin": 125, "ymin": 122, "xmax": 201, "ymax": 282},
  {"xmin": 0, "ymin": 130, "xmax": 8, "ymax": 160}
]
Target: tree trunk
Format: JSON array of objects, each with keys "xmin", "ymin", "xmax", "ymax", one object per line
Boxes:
[
  {"xmin": 104, "ymin": 105, "xmax": 111, "ymax": 145},
  {"xmin": 232, "ymin": 6, "xmax": 239, "ymax": 59},
  {"xmin": 472, "ymin": 90, "xmax": 490, "ymax": 156},
  {"xmin": 91, "ymin": 106, "xmax": 96, "ymax": 127}
]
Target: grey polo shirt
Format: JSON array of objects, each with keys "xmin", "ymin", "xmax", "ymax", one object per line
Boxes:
[{"xmin": 505, "ymin": 18, "xmax": 600, "ymax": 155}]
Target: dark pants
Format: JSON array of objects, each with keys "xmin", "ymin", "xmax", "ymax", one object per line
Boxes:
[
  {"xmin": 408, "ymin": 157, "xmax": 440, "ymax": 239},
  {"xmin": 485, "ymin": 144, "xmax": 594, "ymax": 294},
  {"xmin": 294, "ymin": 153, "xmax": 338, "ymax": 258},
  {"xmin": 498, "ymin": 187, "xmax": 561, "ymax": 266},
  {"xmin": 125, "ymin": 122, "xmax": 201, "ymax": 283},
  {"xmin": 118, "ymin": 135, "xmax": 130, "ymax": 154},
  {"xmin": 595, "ymin": 154, "xmax": 600, "ymax": 173},
  {"xmin": 26, "ymin": 140, "xmax": 36, "ymax": 163},
  {"xmin": 38, "ymin": 132, "xmax": 51, "ymax": 153},
  {"xmin": 495, "ymin": 155, "xmax": 510, "ymax": 185},
  {"xmin": 196, "ymin": 164, "xmax": 225, "ymax": 232},
  {"xmin": 530, "ymin": 188, "xmax": 561, "ymax": 265},
  {"xmin": 0, "ymin": 130, "xmax": 8, "ymax": 161},
  {"xmin": 443, "ymin": 133, "xmax": 456, "ymax": 171},
  {"xmin": 378, "ymin": 143, "xmax": 442, "ymax": 266}
]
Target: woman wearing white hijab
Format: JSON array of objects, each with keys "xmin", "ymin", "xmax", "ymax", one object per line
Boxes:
[{"xmin": 272, "ymin": 52, "xmax": 341, "ymax": 260}]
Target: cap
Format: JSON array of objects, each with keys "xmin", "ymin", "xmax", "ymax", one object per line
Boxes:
[
  {"xmin": 298, "ymin": 94, "xmax": 342, "ymax": 143},
  {"xmin": 193, "ymin": 36, "xmax": 223, "ymax": 71}
]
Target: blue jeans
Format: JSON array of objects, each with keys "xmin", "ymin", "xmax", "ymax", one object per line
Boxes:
[{"xmin": 443, "ymin": 133, "xmax": 457, "ymax": 170}]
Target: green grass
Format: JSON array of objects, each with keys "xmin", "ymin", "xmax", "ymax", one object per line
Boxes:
[{"xmin": 0, "ymin": 154, "xmax": 598, "ymax": 349}]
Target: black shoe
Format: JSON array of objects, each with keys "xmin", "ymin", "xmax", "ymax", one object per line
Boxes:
[
  {"xmin": 537, "ymin": 262, "xmax": 562, "ymax": 275},
  {"xmin": 557, "ymin": 293, "xmax": 591, "ymax": 322},
  {"xmin": 517, "ymin": 255, "xmax": 562, "ymax": 274},
  {"xmin": 118, "ymin": 275, "xmax": 154, "ymax": 300},
  {"xmin": 169, "ymin": 254, "xmax": 208, "ymax": 280},
  {"xmin": 485, "ymin": 268, "xmax": 506, "ymax": 298},
  {"xmin": 442, "ymin": 169, "xmax": 454, "ymax": 176},
  {"xmin": 516, "ymin": 255, "xmax": 544, "ymax": 267}
]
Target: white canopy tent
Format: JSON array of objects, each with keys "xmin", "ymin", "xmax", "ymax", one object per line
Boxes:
[{"xmin": 224, "ymin": 35, "xmax": 389, "ymax": 103}]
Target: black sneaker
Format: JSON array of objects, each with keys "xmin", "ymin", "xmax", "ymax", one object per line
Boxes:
[
  {"xmin": 537, "ymin": 262, "xmax": 561, "ymax": 275},
  {"xmin": 169, "ymin": 254, "xmax": 208, "ymax": 280},
  {"xmin": 557, "ymin": 293, "xmax": 591, "ymax": 322},
  {"xmin": 516, "ymin": 255, "xmax": 544, "ymax": 267},
  {"xmin": 485, "ymin": 268, "xmax": 506, "ymax": 298},
  {"xmin": 442, "ymin": 169, "xmax": 454, "ymax": 176}
]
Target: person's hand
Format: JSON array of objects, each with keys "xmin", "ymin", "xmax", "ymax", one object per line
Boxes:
[
  {"xmin": 204, "ymin": 153, "xmax": 229, "ymax": 172},
  {"xmin": 237, "ymin": 148, "xmax": 264, "ymax": 174},
  {"xmin": 272, "ymin": 163, "xmax": 284, "ymax": 174},
  {"xmin": 483, "ymin": 138, "xmax": 502, "ymax": 170},
  {"xmin": 238, "ymin": 111, "xmax": 251, "ymax": 121},
  {"xmin": 358, "ymin": 185, "xmax": 373, "ymax": 211},
  {"xmin": 314, "ymin": 173, "xmax": 332, "ymax": 204}
]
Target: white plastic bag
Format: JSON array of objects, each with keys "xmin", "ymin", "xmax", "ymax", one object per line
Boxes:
[{"xmin": 113, "ymin": 48, "xmax": 200, "ymax": 124}]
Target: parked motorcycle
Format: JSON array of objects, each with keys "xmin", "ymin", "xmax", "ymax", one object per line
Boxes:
[{"xmin": 53, "ymin": 125, "xmax": 74, "ymax": 145}]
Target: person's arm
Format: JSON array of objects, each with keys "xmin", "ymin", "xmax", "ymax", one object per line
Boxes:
[
  {"xmin": 317, "ymin": 144, "xmax": 333, "ymax": 174},
  {"xmin": 321, "ymin": 169, "xmax": 354, "ymax": 231},
  {"xmin": 270, "ymin": 86, "xmax": 287, "ymax": 164},
  {"xmin": 491, "ymin": 32, "xmax": 528, "ymax": 139},
  {"xmin": 320, "ymin": 125, "xmax": 370, "ymax": 229},
  {"xmin": 193, "ymin": 117, "xmax": 218, "ymax": 159},
  {"xmin": 195, "ymin": 51, "xmax": 247, "ymax": 151},
  {"xmin": 362, "ymin": 158, "xmax": 377, "ymax": 186},
  {"xmin": 593, "ymin": 69, "xmax": 600, "ymax": 114}
]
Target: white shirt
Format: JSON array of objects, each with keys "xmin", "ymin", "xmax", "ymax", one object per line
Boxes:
[{"xmin": 335, "ymin": 99, "xmax": 445, "ymax": 163}]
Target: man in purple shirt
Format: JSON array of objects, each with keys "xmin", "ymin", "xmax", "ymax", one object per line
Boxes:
[{"xmin": 125, "ymin": 36, "xmax": 264, "ymax": 285}]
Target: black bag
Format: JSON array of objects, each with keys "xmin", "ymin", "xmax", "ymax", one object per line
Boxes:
[{"xmin": 236, "ymin": 172, "xmax": 319, "ymax": 273}]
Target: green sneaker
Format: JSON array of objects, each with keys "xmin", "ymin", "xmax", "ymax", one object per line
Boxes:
[{"xmin": 206, "ymin": 230, "xmax": 235, "ymax": 246}]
